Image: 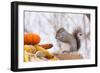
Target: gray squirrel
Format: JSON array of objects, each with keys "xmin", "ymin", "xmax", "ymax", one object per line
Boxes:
[{"xmin": 56, "ymin": 27, "xmax": 83, "ymax": 52}]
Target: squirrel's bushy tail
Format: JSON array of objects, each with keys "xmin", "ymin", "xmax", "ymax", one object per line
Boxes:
[{"xmin": 72, "ymin": 26, "xmax": 82, "ymax": 50}]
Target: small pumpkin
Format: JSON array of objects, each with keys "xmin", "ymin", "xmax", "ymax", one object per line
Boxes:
[{"xmin": 24, "ymin": 33, "xmax": 41, "ymax": 45}]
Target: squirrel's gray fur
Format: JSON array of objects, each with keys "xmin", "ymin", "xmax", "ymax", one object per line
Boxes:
[{"xmin": 56, "ymin": 27, "xmax": 81, "ymax": 52}]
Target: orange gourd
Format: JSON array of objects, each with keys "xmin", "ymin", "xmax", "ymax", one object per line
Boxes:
[{"xmin": 24, "ymin": 33, "xmax": 41, "ymax": 45}]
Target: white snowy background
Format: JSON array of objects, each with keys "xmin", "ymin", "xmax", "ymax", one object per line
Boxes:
[{"xmin": 24, "ymin": 11, "xmax": 90, "ymax": 59}]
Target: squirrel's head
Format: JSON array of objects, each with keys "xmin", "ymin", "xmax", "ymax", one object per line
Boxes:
[{"xmin": 56, "ymin": 28, "xmax": 66, "ymax": 40}]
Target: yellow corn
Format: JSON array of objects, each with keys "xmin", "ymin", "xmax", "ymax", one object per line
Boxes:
[
  {"xmin": 24, "ymin": 53, "xmax": 29, "ymax": 62},
  {"xmin": 34, "ymin": 45, "xmax": 54, "ymax": 59},
  {"xmin": 24, "ymin": 45, "xmax": 37, "ymax": 54}
]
